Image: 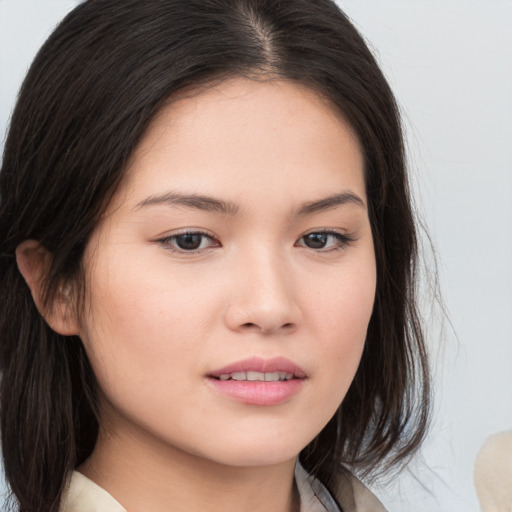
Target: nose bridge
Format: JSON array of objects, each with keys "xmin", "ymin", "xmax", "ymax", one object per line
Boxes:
[
  {"xmin": 224, "ymin": 243, "xmax": 301, "ymax": 334},
  {"xmin": 251, "ymin": 247, "xmax": 292, "ymax": 305}
]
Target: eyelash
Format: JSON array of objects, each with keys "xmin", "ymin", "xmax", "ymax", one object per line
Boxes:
[
  {"xmin": 296, "ymin": 230, "xmax": 356, "ymax": 252},
  {"xmin": 156, "ymin": 229, "xmax": 355, "ymax": 254},
  {"xmin": 157, "ymin": 230, "xmax": 219, "ymax": 254}
]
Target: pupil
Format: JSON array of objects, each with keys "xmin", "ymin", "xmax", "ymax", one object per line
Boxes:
[
  {"xmin": 305, "ymin": 233, "xmax": 327, "ymax": 249},
  {"xmin": 177, "ymin": 234, "xmax": 202, "ymax": 250}
]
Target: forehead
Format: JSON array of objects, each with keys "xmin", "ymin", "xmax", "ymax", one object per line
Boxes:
[{"xmin": 114, "ymin": 77, "xmax": 365, "ymax": 211}]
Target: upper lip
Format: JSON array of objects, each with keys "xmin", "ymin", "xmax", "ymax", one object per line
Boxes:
[{"xmin": 208, "ymin": 356, "xmax": 306, "ymax": 378}]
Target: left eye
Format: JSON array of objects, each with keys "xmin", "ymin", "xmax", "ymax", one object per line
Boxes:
[
  {"xmin": 160, "ymin": 232, "xmax": 219, "ymax": 252},
  {"xmin": 297, "ymin": 231, "xmax": 352, "ymax": 250}
]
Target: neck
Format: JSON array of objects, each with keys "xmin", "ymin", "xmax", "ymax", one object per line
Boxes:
[{"xmin": 78, "ymin": 422, "xmax": 298, "ymax": 512}]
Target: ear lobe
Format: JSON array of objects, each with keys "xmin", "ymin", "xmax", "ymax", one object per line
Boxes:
[{"xmin": 15, "ymin": 240, "xmax": 80, "ymax": 336}]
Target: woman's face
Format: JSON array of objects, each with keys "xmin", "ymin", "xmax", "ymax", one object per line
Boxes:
[{"xmin": 79, "ymin": 78, "xmax": 376, "ymax": 468}]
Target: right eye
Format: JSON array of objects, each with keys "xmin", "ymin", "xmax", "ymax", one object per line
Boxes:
[
  {"xmin": 295, "ymin": 230, "xmax": 355, "ymax": 252},
  {"xmin": 157, "ymin": 231, "xmax": 220, "ymax": 253}
]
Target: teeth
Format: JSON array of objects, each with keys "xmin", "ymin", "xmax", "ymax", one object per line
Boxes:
[
  {"xmin": 217, "ymin": 371, "xmax": 296, "ymax": 382},
  {"xmin": 247, "ymin": 371, "xmax": 265, "ymax": 381}
]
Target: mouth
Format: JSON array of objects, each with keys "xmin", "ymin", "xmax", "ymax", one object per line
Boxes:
[
  {"xmin": 209, "ymin": 356, "xmax": 306, "ymax": 378},
  {"xmin": 215, "ymin": 371, "xmax": 301, "ymax": 382},
  {"xmin": 207, "ymin": 357, "xmax": 306, "ymax": 406}
]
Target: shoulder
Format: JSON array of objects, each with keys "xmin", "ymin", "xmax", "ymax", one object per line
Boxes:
[{"xmin": 474, "ymin": 431, "xmax": 512, "ymax": 512}]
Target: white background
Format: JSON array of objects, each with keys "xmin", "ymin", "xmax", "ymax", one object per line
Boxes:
[{"xmin": 1, "ymin": 1, "xmax": 511, "ymax": 511}]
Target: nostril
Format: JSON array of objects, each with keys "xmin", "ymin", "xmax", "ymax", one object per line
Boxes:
[{"xmin": 240, "ymin": 322, "xmax": 295, "ymax": 334}]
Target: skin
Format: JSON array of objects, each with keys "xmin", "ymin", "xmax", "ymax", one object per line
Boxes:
[{"xmin": 17, "ymin": 77, "xmax": 376, "ymax": 512}]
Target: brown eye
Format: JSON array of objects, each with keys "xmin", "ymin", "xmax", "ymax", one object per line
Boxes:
[
  {"xmin": 158, "ymin": 231, "xmax": 219, "ymax": 253},
  {"xmin": 297, "ymin": 231, "xmax": 355, "ymax": 252},
  {"xmin": 303, "ymin": 233, "xmax": 329, "ymax": 249},
  {"xmin": 174, "ymin": 233, "xmax": 204, "ymax": 251}
]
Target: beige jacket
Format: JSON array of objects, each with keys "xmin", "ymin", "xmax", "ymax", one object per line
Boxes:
[{"xmin": 61, "ymin": 463, "xmax": 387, "ymax": 512}]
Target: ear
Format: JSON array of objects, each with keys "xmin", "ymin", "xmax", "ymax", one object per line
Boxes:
[{"xmin": 15, "ymin": 240, "xmax": 80, "ymax": 336}]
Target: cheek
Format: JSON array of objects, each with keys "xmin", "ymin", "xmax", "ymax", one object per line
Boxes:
[
  {"xmin": 78, "ymin": 251, "xmax": 223, "ymax": 393},
  {"xmin": 309, "ymin": 256, "xmax": 375, "ymax": 337},
  {"xmin": 307, "ymin": 259, "xmax": 376, "ymax": 397}
]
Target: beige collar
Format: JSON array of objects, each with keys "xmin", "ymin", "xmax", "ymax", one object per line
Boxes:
[
  {"xmin": 61, "ymin": 463, "xmax": 385, "ymax": 512},
  {"xmin": 60, "ymin": 471, "xmax": 126, "ymax": 512}
]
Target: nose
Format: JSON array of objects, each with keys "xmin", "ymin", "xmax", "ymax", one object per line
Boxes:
[{"xmin": 223, "ymin": 250, "xmax": 302, "ymax": 335}]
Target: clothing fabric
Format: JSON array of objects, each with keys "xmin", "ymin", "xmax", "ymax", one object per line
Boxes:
[
  {"xmin": 474, "ymin": 431, "xmax": 512, "ymax": 512},
  {"xmin": 61, "ymin": 463, "xmax": 386, "ymax": 512}
]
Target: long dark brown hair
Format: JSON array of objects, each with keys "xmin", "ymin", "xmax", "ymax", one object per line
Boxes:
[{"xmin": 0, "ymin": 1, "xmax": 430, "ymax": 510}]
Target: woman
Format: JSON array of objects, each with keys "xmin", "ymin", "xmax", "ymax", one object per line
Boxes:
[{"xmin": 0, "ymin": 0, "xmax": 430, "ymax": 511}]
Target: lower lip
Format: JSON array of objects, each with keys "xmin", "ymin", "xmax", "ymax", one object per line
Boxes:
[{"xmin": 207, "ymin": 378, "xmax": 304, "ymax": 406}]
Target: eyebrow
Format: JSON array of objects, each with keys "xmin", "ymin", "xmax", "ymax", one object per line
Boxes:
[
  {"xmin": 295, "ymin": 191, "xmax": 366, "ymax": 216},
  {"xmin": 134, "ymin": 190, "xmax": 365, "ymax": 216},
  {"xmin": 135, "ymin": 192, "xmax": 240, "ymax": 216}
]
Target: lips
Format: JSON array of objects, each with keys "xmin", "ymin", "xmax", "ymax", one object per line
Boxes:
[
  {"xmin": 218, "ymin": 371, "xmax": 296, "ymax": 382},
  {"xmin": 209, "ymin": 356, "xmax": 306, "ymax": 379},
  {"xmin": 207, "ymin": 357, "xmax": 306, "ymax": 406}
]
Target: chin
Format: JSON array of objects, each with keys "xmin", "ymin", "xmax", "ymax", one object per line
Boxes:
[
  {"xmin": 210, "ymin": 448, "xmax": 299, "ymax": 468},
  {"xmin": 194, "ymin": 432, "xmax": 313, "ymax": 468}
]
